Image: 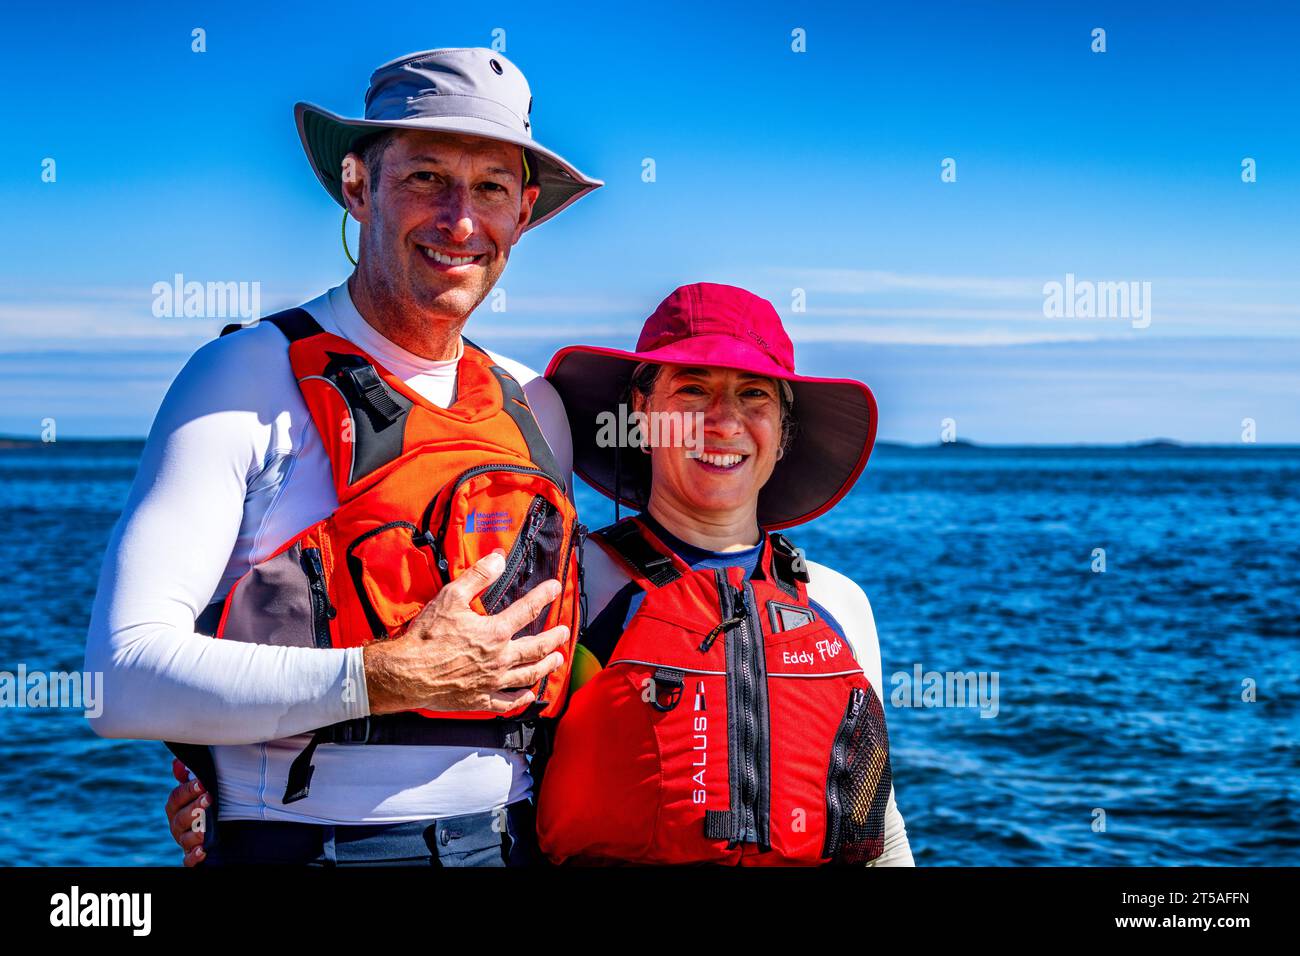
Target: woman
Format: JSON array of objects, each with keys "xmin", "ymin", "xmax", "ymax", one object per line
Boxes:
[{"xmin": 164, "ymin": 283, "xmax": 912, "ymax": 865}]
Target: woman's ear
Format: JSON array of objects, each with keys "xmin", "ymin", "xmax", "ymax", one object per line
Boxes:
[{"xmin": 629, "ymin": 381, "xmax": 650, "ymax": 417}]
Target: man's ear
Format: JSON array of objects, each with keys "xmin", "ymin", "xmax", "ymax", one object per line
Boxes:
[
  {"xmin": 340, "ymin": 152, "xmax": 372, "ymax": 224},
  {"xmin": 511, "ymin": 183, "xmax": 542, "ymax": 243}
]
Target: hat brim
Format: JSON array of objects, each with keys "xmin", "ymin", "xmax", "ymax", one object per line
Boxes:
[
  {"xmin": 295, "ymin": 102, "xmax": 603, "ymax": 230},
  {"xmin": 545, "ymin": 340, "xmax": 878, "ymax": 530}
]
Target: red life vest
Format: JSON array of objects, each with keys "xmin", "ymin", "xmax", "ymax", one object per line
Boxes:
[
  {"xmin": 536, "ymin": 517, "xmax": 892, "ymax": 865},
  {"xmin": 184, "ymin": 309, "xmax": 583, "ymax": 804}
]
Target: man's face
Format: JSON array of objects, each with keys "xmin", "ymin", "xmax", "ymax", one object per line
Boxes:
[{"xmin": 344, "ymin": 129, "xmax": 540, "ymax": 323}]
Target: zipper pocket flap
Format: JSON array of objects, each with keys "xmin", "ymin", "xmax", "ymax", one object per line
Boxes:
[{"xmin": 345, "ymin": 521, "xmax": 439, "ymax": 637}]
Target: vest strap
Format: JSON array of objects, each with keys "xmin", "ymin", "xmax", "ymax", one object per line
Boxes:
[
  {"xmin": 342, "ymin": 363, "xmax": 404, "ymax": 425},
  {"xmin": 282, "ymin": 715, "xmax": 541, "ymax": 805},
  {"xmin": 600, "ymin": 518, "xmax": 684, "ymax": 590},
  {"xmin": 704, "ymin": 809, "xmax": 733, "ymax": 841},
  {"xmin": 219, "ymin": 308, "xmax": 324, "ymax": 342},
  {"xmin": 765, "ymin": 531, "xmax": 809, "ymax": 598},
  {"xmin": 488, "ymin": 363, "xmax": 565, "ymax": 493}
]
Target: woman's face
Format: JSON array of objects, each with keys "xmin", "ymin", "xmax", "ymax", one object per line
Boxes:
[{"xmin": 637, "ymin": 364, "xmax": 784, "ymax": 521}]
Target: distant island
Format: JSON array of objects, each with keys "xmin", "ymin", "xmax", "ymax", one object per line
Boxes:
[{"xmin": 875, "ymin": 437, "xmax": 1190, "ymax": 450}]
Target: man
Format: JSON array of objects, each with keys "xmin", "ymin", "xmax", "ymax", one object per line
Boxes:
[{"xmin": 84, "ymin": 48, "xmax": 601, "ymax": 866}]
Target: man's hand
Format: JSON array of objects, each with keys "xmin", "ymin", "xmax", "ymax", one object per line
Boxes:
[{"xmin": 362, "ymin": 550, "xmax": 569, "ymax": 715}]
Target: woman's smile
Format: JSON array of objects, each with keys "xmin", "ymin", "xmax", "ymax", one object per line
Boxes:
[{"xmin": 692, "ymin": 449, "xmax": 750, "ymax": 472}]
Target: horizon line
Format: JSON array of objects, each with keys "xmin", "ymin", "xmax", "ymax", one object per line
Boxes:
[{"xmin": 4, "ymin": 435, "xmax": 1298, "ymax": 451}]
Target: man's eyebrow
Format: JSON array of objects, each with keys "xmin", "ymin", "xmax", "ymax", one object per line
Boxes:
[{"xmin": 402, "ymin": 154, "xmax": 518, "ymax": 180}]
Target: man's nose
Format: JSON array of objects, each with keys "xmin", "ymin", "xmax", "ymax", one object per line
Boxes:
[{"xmin": 436, "ymin": 189, "xmax": 475, "ymax": 244}]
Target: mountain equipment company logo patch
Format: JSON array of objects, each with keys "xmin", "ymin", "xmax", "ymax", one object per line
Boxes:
[{"xmin": 465, "ymin": 510, "xmax": 513, "ymax": 533}]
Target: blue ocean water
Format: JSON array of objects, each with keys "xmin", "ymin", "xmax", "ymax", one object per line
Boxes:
[{"xmin": 0, "ymin": 440, "xmax": 1296, "ymax": 866}]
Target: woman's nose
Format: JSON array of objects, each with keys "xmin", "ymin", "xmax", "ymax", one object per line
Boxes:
[{"xmin": 704, "ymin": 394, "xmax": 744, "ymax": 436}]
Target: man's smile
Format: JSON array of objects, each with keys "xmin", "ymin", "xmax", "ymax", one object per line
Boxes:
[{"xmin": 416, "ymin": 243, "xmax": 488, "ymax": 270}]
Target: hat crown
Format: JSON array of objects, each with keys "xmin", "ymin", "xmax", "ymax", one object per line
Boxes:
[
  {"xmin": 637, "ymin": 283, "xmax": 795, "ymax": 372},
  {"xmin": 363, "ymin": 48, "xmax": 533, "ymax": 136}
]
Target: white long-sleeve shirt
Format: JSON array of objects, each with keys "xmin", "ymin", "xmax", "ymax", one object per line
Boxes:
[{"xmin": 84, "ymin": 283, "xmax": 573, "ymax": 822}]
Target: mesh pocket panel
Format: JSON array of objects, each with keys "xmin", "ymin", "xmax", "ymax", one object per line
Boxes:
[{"xmin": 824, "ymin": 687, "xmax": 893, "ymax": 864}]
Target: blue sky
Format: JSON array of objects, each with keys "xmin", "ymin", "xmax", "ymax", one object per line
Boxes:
[{"xmin": 1, "ymin": 1, "xmax": 1297, "ymax": 441}]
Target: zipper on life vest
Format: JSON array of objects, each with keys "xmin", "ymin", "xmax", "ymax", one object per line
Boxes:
[
  {"xmin": 539, "ymin": 519, "xmax": 584, "ymax": 706},
  {"xmin": 574, "ymin": 522, "xmax": 588, "ymax": 642},
  {"xmin": 823, "ymin": 686, "xmax": 867, "ymax": 860},
  {"xmin": 719, "ymin": 574, "xmax": 772, "ymax": 850},
  {"xmin": 482, "ymin": 495, "xmax": 550, "ymax": 612},
  {"xmin": 301, "ymin": 546, "xmax": 337, "ymax": 649}
]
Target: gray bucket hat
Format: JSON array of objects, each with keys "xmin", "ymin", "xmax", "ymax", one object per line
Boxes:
[{"xmin": 295, "ymin": 48, "xmax": 602, "ymax": 229}]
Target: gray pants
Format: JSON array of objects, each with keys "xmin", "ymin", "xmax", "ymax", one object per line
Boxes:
[{"xmin": 201, "ymin": 799, "xmax": 539, "ymax": 867}]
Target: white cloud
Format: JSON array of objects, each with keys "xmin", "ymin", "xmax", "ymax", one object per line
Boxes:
[
  {"xmin": 768, "ymin": 268, "xmax": 1041, "ymax": 298},
  {"xmin": 785, "ymin": 324, "xmax": 1105, "ymax": 346}
]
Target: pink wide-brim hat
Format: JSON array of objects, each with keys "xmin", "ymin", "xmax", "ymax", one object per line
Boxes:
[{"xmin": 544, "ymin": 282, "xmax": 878, "ymax": 530}]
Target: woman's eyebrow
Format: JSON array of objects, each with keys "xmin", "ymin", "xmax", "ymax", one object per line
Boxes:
[{"xmin": 670, "ymin": 367, "xmax": 711, "ymax": 381}]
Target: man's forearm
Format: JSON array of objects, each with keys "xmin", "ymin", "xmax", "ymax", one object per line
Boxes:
[{"xmin": 85, "ymin": 618, "xmax": 369, "ymax": 744}]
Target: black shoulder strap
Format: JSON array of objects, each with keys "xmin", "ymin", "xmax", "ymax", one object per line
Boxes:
[
  {"xmin": 219, "ymin": 307, "xmax": 324, "ymax": 342},
  {"xmin": 764, "ymin": 531, "xmax": 809, "ymax": 598},
  {"xmin": 222, "ymin": 308, "xmax": 409, "ymax": 486},
  {"xmin": 599, "ymin": 518, "xmax": 683, "ymax": 589},
  {"xmin": 487, "ymin": 362, "xmax": 566, "ymax": 494},
  {"xmin": 460, "ymin": 337, "xmax": 565, "ymax": 491}
]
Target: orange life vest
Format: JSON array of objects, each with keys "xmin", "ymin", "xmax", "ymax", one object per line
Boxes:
[
  {"xmin": 536, "ymin": 517, "xmax": 891, "ymax": 865},
  {"xmin": 188, "ymin": 309, "xmax": 583, "ymax": 804}
]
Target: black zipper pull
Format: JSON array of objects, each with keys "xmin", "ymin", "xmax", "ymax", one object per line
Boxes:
[
  {"xmin": 412, "ymin": 528, "xmax": 449, "ymax": 575},
  {"xmin": 303, "ymin": 549, "xmax": 337, "ymax": 619},
  {"xmin": 304, "ymin": 547, "xmax": 325, "ymax": 582},
  {"xmin": 846, "ymin": 687, "xmax": 865, "ymax": 721},
  {"xmin": 522, "ymin": 508, "xmax": 543, "ymax": 578},
  {"xmin": 699, "ymin": 615, "xmax": 743, "ymax": 653}
]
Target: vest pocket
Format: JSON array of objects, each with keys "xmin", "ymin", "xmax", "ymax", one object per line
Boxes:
[
  {"xmin": 480, "ymin": 495, "xmax": 564, "ymax": 618},
  {"xmin": 823, "ymin": 686, "xmax": 893, "ymax": 864},
  {"xmin": 220, "ymin": 541, "xmax": 331, "ymax": 648},
  {"xmin": 345, "ymin": 521, "xmax": 441, "ymax": 638}
]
